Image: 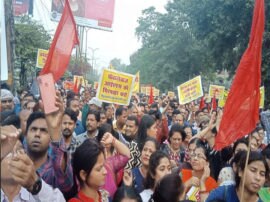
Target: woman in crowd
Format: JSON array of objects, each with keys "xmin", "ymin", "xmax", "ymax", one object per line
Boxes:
[
  {"xmin": 69, "ymin": 139, "xmax": 110, "ymax": 202},
  {"xmin": 132, "ymin": 137, "xmax": 159, "ymax": 194},
  {"xmin": 126, "ymin": 115, "xmax": 158, "ymax": 170},
  {"xmin": 140, "ymin": 150, "xmax": 171, "ymax": 202},
  {"xmin": 161, "ymin": 124, "xmax": 186, "ymax": 169},
  {"xmin": 97, "ymin": 123, "xmax": 131, "ymax": 198},
  {"xmin": 206, "ymin": 151, "xmax": 269, "ymax": 202},
  {"xmin": 217, "ymin": 138, "xmax": 248, "ymax": 186},
  {"xmin": 150, "ymin": 172, "xmax": 185, "ymax": 202},
  {"xmin": 183, "ymin": 125, "xmax": 193, "ymax": 149},
  {"xmin": 181, "ymin": 142, "xmax": 217, "ymax": 201}
]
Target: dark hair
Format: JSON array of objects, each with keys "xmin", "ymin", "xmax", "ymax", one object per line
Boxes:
[
  {"xmin": 1, "ymin": 114, "xmax": 20, "ymax": 129},
  {"xmin": 145, "ymin": 151, "xmax": 170, "ymax": 189},
  {"xmin": 150, "ymin": 103, "xmax": 158, "ymax": 109},
  {"xmin": 72, "ymin": 139, "xmax": 104, "ymax": 186},
  {"xmin": 86, "ymin": 109, "xmax": 100, "ymax": 122},
  {"xmin": 148, "ymin": 109, "xmax": 161, "ymax": 120},
  {"xmin": 195, "ymin": 110, "xmax": 203, "ymax": 117},
  {"xmin": 140, "ymin": 137, "xmax": 159, "ymax": 152},
  {"xmin": 115, "ymin": 107, "xmax": 127, "ymax": 118},
  {"xmin": 113, "ymin": 186, "xmax": 142, "ymax": 202},
  {"xmin": 137, "ymin": 115, "xmax": 156, "ymax": 151},
  {"xmin": 232, "ymin": 138, "xmax": 249, "ymax": 154},
  {"xmin": 23, "ymin": 92, "xmax": 34, "ymax": 100},
  {"xmin": 66, "ymin": 91, "xmax": 77, "ymax": 100},
  {"xmin": 64, "ymin": 108, "xmax": 78, "ymax": 123},
  {"xmin": 127, "ymin": 115, "xmax": 139, "ymax": 126},
  {"xmin": 151, "ymin": 172, "xmax": 184, "ymax": 202},
  {"xmin": 172, "ymin": 109, "xmax": 181, "ymax": 116},
  {"xmin": 235, "ymin": 151, "xmax": 269, "ymax": 188},
  {"xmin": 188, "ymin": 137, "xmax": 204, "ymax": 147},
  {"xmin": 168, "ymin": 124, "xmax": 186, "ymax": 143},
  {"xmin": 97, "ymin": 123, "xmax": 116, "ymax": 142},
  {"xmin": 262, "ymin": 144, "xmax": 270, "ymax": 160},
  {"xmin": 26, "ymin": 111, "xmax": 45, "ymax": 134},
  {"xmin": 194, "ymin": 142, "xmax": 210, "ymax": 161},
  {"xmin": 66, "ymin": 98, "xmax": 78, "ymax": 108}
]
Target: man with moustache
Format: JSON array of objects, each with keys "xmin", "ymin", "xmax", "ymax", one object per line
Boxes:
[
  {"xmin": 71, "ymin": 110, "xmax": 100, "ymax": 149},
  {"xmin": 61, "ymin": 108, "xmax": 77, "ymax": 154}
]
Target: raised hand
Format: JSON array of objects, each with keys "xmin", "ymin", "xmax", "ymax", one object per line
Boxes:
[
  {"xmin": 1, "ymin": 125, "xmax": 20, "ymax": 161},
  {"xmin": 123, "ymin": 169, "xmax": 133, "ymax": 187}
]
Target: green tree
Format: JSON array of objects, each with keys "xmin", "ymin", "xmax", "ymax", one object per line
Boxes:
[{"xmin": 15, "ymin": 16, "xmax": 51, "ymax": 88}]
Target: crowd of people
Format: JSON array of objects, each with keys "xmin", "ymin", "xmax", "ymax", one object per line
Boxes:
[{"xmin": 1, "ymin": 84, "xmax": 270, "ymax": 202}]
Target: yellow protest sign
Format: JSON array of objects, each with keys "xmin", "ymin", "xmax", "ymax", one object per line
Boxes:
[
  {"xmin": 218, "ymin": 90, "xmax": 229, "ymax": 107},
  {"xmin": 36, "ymin": 49, "xmax": 48, "ymax": 68},
  {"xmin": 209, "ymin": 85, "xmax": 225, "ymax": 100},
  {"xmin": 177, "ymin": 76, "xmax": 203, "ymax": 105},
  {"xmin": 168, "ymin": 91, "xmax": 175, "ymax": 98},
  {"xmin": 141, "ymin": 86, "xmax": 146, "ymax": 94},
  {"xmin": 154, "ymin": 88, "xmax": 160, "ymax": 96},
  {"xmin": 260, "ymin": 86, "xmax": 264, "ymax": 109},
  {"xmin": 133, "ymin": 71, "xmax": 140, "ymax": 93},
  {"xmin": 96, "ymin": 69, "xmax": 135, "ymax": 105}
]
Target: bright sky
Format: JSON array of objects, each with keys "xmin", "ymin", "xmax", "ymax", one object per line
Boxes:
[{"xmin": 34, "ymin": 0, "xmax": 168, "ymax": 70}]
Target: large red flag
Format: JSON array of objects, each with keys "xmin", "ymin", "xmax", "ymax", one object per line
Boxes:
[
  {"xmin": 214, "ymin": 0, "xmax": 264, "ymax": 150},
  {"xmin": 199, "ymin": 96, "xmax": 205, "ymax": 110},
  {"xmin": 40, "ymin": 0, "xmax": 79, "ymax": 81}
]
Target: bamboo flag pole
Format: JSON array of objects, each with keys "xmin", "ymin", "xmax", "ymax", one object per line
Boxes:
[{"xmin": 240, "ymin": 135, "xmax": 252, "ymax": 202}]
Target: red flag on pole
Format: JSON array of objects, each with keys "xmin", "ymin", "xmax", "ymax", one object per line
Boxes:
[
  {"xmin": 199, "ymin": 96, "xmax": 205, "ymax": 110},
  {"xmin": 148, "ymin": 85, "xmax": 154, "ymax": 105},
  {"xmin": 211, "ymin": 95, "xmax": 217, "ymax": 111},
  {"xmin": 40, "ymin": 0, "xmax": 79, "ymax": 81},
  {"xmin": 73, "ymin": 77, "xmax": 79, "ymax": 94},
  {"xmin": 214, "ymin": 0, "xmax": 264, "ymax": 151}
]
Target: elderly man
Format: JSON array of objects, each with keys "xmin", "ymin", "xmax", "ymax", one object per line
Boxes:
[{"xmin": 1, "ymin": 89, "xmax": 15, "ymax": 112}]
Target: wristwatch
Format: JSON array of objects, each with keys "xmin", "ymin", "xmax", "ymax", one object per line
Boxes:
[{"xmin": 28, "ymin": 173, "xmax": 42, "ymax": 195}]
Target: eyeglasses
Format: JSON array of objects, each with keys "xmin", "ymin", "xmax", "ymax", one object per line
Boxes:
[{"xmin": 190, "ymin": 153, "xmax": 206, "ymax": 160}]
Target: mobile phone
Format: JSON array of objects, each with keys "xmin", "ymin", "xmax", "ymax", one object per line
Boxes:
[{"xmin": 37, "ymin": 73, "xmax": 58, "ymax": 114}]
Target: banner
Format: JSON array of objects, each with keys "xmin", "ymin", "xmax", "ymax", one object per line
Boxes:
[
  {"xmin": 209, "ymin": 84, "xmax": 225, "ymax": 100},
  {"xmin": 260, "ymin": 86, "xmax": 265, "ymax": 109},
  {"xmin": 133, "ymin": 71, "xmax": 140, "ymax": 93},
  {"xmin": 51, "ymin": 0, "xmax": 115, "ymax": 31},
  {"xmin": 154, "ymin": 88, "xmax": 160, "ymax": 97},
  {"xmin": 218, "ymin": 90, "xmax": 229, "ymax": 107},
  {"xmin": 177, "ymin": 76, "xmax": 203, "ymax": 105},
  {"xmin": 73, "ymin": 75, "xmax": 85, "ymax": 87},
  {"xmin": 36, "ymin": 49, "xmax": 48, "ymax": 68},
  {"xmin": 63, "ymin": 81, "xmax": 74, "ymax": 90},
  {"xmin": 96, "ymin": 69, "xmax": 135, "ymax": 105},
  {"xmin": 141, "ymin": 86, "xmax": 146, "ymax": 94},
  {"xmin": 13, "ymin": 0, "xmax": 29, "ymax": 16},
  {"xmin": 168, "ymin": 91, "xmax": 175, "ymax": 99}
]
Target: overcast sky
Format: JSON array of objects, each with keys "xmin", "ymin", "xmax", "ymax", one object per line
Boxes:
[{"xmin": 34, "ymin": 0, "xmax": 168, "ymax": 70}]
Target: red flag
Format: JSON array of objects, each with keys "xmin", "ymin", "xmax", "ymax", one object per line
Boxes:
[
  {"xmin": 40, "ymin": 0, "xmax": 79, "ymax": 81},
  {"xmin": 211, "ymin": 95, "xmax": 217, "ymax": 111},
  {"xmin": 214, "ymin": 0, "xmax": 264, "ymax": 150},
  {"xmin": 199, "ymin": 96, "xmax": 205, "ymax": 110},
  {"xmin": 73, "ymin": 77, "xmax": 79, "ymax": 94},
  {"xmin": 148, "ymin": 85, "xmax": 154, "ymax": 105}
]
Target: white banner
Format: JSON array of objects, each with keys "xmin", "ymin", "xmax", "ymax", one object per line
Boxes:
[{"xmin": 1, "ymin": 0, "xmax": 8, "ymax": 81}]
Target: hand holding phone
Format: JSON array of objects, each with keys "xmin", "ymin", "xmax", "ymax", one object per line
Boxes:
[{"xmin": 37, "ymin": 73, "xmax": 58, "ymax": 114}]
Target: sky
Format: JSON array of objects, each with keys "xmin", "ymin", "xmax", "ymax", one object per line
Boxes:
[{"xmin": 34, "ymin": 0, "xmax": 168, "ymax": 71}]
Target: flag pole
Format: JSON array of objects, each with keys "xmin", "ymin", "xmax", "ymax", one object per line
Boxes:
[{"xmin": 240, "ymin": 135, "xmax": 252, "ymax": 202}]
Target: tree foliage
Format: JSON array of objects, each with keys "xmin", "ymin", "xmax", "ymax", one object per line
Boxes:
[
  {"xmin": 128, "ymin": 0, "xmax": 270, "ymax": 107},
  {"xmin": 15, "ymin": 16, "xmax": 51, "ymax": 87}
]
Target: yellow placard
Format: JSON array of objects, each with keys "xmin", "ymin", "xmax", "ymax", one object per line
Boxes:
[
  {"xmin": 209, "ymin": 85, "xmax": 225, "ymax": 100},
  {"xmin": 141, "ymin": 86, "xmax": 146, "ymax": 94},
  {"xmin": 133, "ymin": 71, "xmax": 140, "ymax": 93},
  {"xmin": 177, "ymin": 76, "xmax": 203, "ymax": 105},
  {"xmin": 218, "ymin": 90, "xmax": 229, "ymax": 107},
  {"xmin": 260, "ymin": 86, "xmax": 265, "ymax": 109},
  {"xmin": 73, "ymin": 75, "xmax": 85, "ymax": 87},
  {"xmin": 96, "ymin": 69, "xmax": 135, "ymax": 105},
  {"xmin": 145, "ymin": 86, "xmax": 151, "ymax": 96},
  {"xmin": 154, "ymin": 88, "xmax": 159, "ymax": 96},
  {"xmin": 168, "ymin": 91, "xmax": 175, "ymax": 98},
  {"xmin": 36, "ymin": 49, "xmax": 48, "ymax": 68}
]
